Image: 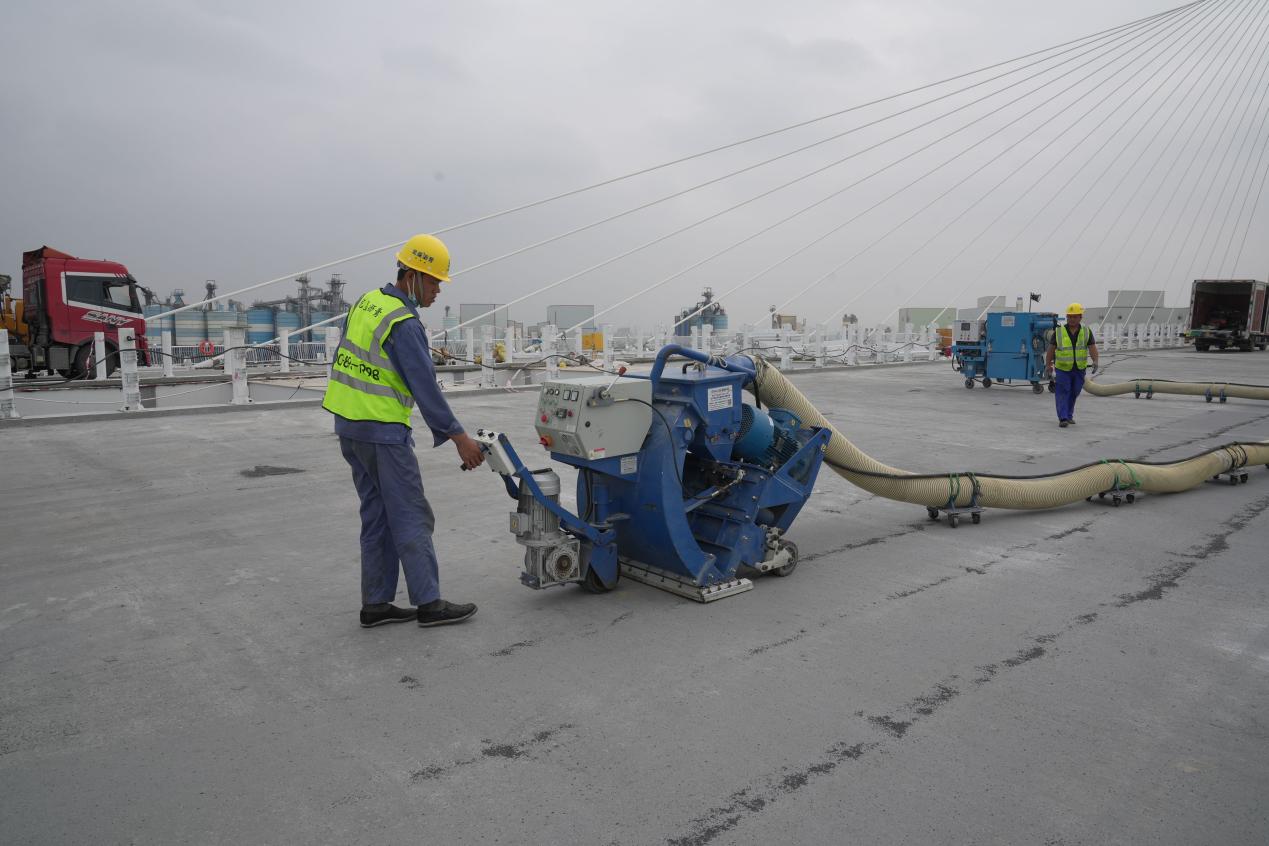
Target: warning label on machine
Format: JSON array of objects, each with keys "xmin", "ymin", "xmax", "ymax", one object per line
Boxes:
[{"xmin": 707, "ymin": 386, "xmax": 733, "ymax": 412}]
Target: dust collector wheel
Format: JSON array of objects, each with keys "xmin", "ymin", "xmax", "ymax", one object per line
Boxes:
[{"xmin": 769, "ymin": 540, "xmax": 799, "ymax": 577}]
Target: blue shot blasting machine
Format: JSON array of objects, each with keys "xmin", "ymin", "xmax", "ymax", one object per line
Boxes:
[{"xmin": 474, "ymin": 345, "xmax": 831, "ymax": 602}]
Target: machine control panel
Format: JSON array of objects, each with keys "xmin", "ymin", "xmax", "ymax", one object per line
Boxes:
[
  {"xmin": 535, "ymin": 374, "xmax": 653, "ymax": 460},
  {"xmin": 954, "ymin": 319, "xmax": 986, "ymax": 343}
]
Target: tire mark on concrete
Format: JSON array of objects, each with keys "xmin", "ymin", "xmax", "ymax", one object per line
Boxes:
[
  {"xmin": 664, "ymin": 502, "xmax": 1269, "ymax": 846},
  {"xmin": 748, "ymin": 629, "xmax": 808, "ymax": 656},
  {"xmin": 800, "ymin": 522, "xmax": 927, "ymax": 563},
  {"xmin": 1134, "ymin": 413, "xmax": 1269, "ymax": 458},
  {"xmin": 885, "ymin": 541, "xmax": 1038, "ymax": 601},
  {"xmin": 1045, "ymin": 517, "xmax": 1098, "ymax": 540},
  {"xmin": 1113, "ymin": 493, "xmax": 1269, "ymax": 607},
  {"xmin": 409, "ymin": 723, "xmax": 574, "ymax": 783}
]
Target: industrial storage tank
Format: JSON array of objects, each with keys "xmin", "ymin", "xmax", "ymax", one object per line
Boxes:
[
  {"xmin": 673, "ymin": 287, "xmax": 728, "ymax": 340},
  {"xmin": 143, "ymin": 304, "xmax": 173, "ymax": 346},
  {"xmin": 246, "ymin": 307, "xmax": 275, "ymax": 345},
  {"xmin": 205, "ymin": 307, "xmax": 246, "ymax": 347},
  {"xmin": 174, "ymin": 310, "xmax": 207, "ymax": 347},
  {"xmin": 274, "ymin": 310, "xmax": 301, "ymax": 342},
  {"xmin": 309, "ymin": 310, "xmax": 332, "ymax": 342}
]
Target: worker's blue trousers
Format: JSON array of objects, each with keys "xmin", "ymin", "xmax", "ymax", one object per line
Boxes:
[
  {"xmin": 1054, "ymin": 367, "xmax": 1086, "ymax": 422},
  {"xmin": 339, "ymin": 437, "xmax": 441, "ymax": 607}
]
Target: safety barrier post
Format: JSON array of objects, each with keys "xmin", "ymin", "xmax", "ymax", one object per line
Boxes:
[
  {"xmin": 926, "ymin": 323, "xmax": 938, "ymax": 360},
  {"xmin": 93, "ymin": 331, "xmax": 108, "ymax": 380},
  {"xmin": 601, "ymin": 324, "xmax": 613, "ymax": 368},
  {"xmin": 225, "ymin": 328, "xmax": 250, "ymax": 405},
  {"xmin": 324, "ymin": 327, "xmax": 340, "ymax": 375},
  {"xmin": 544, "ymin": 324, "xmax": 558, "ymax": 379},
  {"xmin": 118, "ymin": 328, "xmax": 142, "ymax": 411},
  {"xmin": 903, "ymin": 322, "xmax": 914, "ymax": 362},
  {"xmin": 279, "ymin": 330, "xmax": 291, "ymax": 373},
  {"xmin": 481, "ymin": 325, "xmax": 496, "ymax": 387},
  {"xmin": 161, "ymin": 330, "xmax": 175, "ymax": 377},
  {"xmin": 847, "ymin": 326, "xmax": 859, "ymax": 366},
  {"xmin": 780, "ymin": 329, "xmax": 792, "ymax": 370},
  {"xmin": 0, "ymin": 330, "xmax": 19, "ymax": 420},
  {"xmin": 815, "ymin": 324, "xmax": 826, "ymax": 368}
]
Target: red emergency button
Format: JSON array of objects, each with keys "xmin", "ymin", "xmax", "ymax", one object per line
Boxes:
[{"xmin": 541, "ymin": 414, "xmax": 548, "ymax": 422}]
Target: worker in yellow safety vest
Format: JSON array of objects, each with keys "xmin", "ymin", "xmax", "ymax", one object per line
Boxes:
[
  {"xmin": 323, "ymin": 233, "xmax": 486, "ymax": 628},
  {"xmin": 1044, "ymin": 302, "xmax": 1100, "ymax": 428}
]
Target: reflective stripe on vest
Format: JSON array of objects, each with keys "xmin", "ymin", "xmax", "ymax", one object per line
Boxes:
[
  {"xmin": 321, "ymin": 290, "xmax": 418, "ymax": 425},
  {"xmin": 1054, "ymin": 324, "xmax": 1090, "ymax": 371}
]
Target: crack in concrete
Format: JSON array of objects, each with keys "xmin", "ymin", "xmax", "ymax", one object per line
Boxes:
[{"xmin": 748, "ymin": 628, "xmax": 809, "ymax": 656}]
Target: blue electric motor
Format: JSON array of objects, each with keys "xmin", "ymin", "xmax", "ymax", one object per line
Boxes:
[
  {"xmin": 952, "ymin": 311, "xmax": 1058, "ymax": 392},
  {"xmin": 476, "ymin": 345, "xmax": 831, "ymax": 602}
]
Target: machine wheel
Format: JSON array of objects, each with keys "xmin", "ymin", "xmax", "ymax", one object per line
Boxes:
[
  {"xmin": 926, "ymin": 506, "xmax": 940, "ymax": 521},
  {"xmin": 982, "ymin": 377, "xmax": 992, "ymax": 388},
  {"xmin": 971, "ymin": 512, "xmax": 981, "ymax": 525},
  {"xmin": 1031, "ymin": 382, "xmax": 1043, "ymax": 394},
  {"xmin": 948, "ymin": 514, "xmax": 960, "ymax": 528},
  {"xmin": 581, "ymin": 565, "xmax": 618, "ymax": 593},
  {"xmin": 72, "ymin": 343, "xmax": 116, "ymax": 380},
  {"xmin": 1126, "ymin": 493, "xmax": 1136, "ymax": 504},
  {"xmin": 1240, "ymin": 473, "xmax": 1249, "ymax": 483},
  {"xmin": 769, "ymin": 540, "xmax": 799, "ymax": 577},
  {"xmin": 965, "ymin": 378, "xmax": 975, "ymax": 389}
]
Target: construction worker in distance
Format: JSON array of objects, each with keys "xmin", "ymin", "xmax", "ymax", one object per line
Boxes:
[
  {"xmin": 322, "ymin": 233, "xmax": 486, "ymax": 629},
  {"xmin": 1044, "ymin": 302, "xmax": 1100, "ymax": 428}
]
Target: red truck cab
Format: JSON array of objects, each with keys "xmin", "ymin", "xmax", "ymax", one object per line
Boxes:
[{"xmin": 18, "ymin": 246, "xmax": 151, "ymax": 376}]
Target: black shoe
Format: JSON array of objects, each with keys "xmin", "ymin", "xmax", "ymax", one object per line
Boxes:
[
  {"xmin": 1067, "ymin": 418, "xmax": 1076, "ymax": 425},
  {"xmin": 1059, "ymin": 419, "xmax": 1069, "ymax": 428},
  {"xmin": 417, "ymin": 599, "xmax": 477, "ymax": 627},
  {"xmin": 360, "ymin": 603, "xmax": 416, "ymax": 628}
]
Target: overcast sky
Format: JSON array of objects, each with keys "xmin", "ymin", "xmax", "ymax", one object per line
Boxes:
[{"xmin": 3, "ymin": 0, "xmax": 1265, "ymax": 329}]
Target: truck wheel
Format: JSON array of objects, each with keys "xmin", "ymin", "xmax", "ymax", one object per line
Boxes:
[{"xmin": 72, "ymin": 343, "xmax": 116, "ymax": 379}]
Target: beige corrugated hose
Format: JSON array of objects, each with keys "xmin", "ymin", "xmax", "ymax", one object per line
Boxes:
[
  {"xmin": 748, "ymin": 357, "xmax": 1269, "ymax": 510},
  {"xmin": 1083, "ymin": 376, "xmax": 1269, "ymax": 401}
]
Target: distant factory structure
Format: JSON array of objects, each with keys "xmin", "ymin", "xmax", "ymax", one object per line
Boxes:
[
  {"xmin": 144, "ymin": 275, "xmax": 350, "ymax": 347},
  {"xmin": 674, "ymin": 288, "xmax": 728, "ymax": 339}
]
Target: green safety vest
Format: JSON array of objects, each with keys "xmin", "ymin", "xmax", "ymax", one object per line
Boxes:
[
  {"xmin": 322, "ymin": 290, "xmax": 417, "ymax": 425},
  {"xmin": 1054, "ymin": 324, "xmax": 1091, "ymax": 371}
]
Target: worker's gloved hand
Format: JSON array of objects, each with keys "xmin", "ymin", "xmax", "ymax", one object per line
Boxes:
[
  {"xmin": 454, "ymin": 433, "xmax": 486, "ymax": 470},
  {"xmin": 1044, "ymin": 366, "xmax": 1054, "ymax": 380}
]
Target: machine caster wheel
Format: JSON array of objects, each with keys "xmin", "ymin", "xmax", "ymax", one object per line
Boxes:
[
  {"xmin": 948, "ymin": 514, "xmax": 960, "ymax": 528},
  {"xmin": 1032, "ymin": 383, "xmax": 1043, "ymax": 394},
  {"xmin": 1205, "ymin": 394, "xmax": 1213, "ymax": 403},
  {"xmin": 1112, "ymin": 495, "xmax": 1121, "ymax": 507},
  {"xmin": 965, "ymin": 378, "xmax": 975, "ymax": 389},
  {"xmin": 581, "ymin": 566, "xmax": 618, "ymax": 594},
  {"xmin": 1240, "ymin": 473, "xmax": 1249, "ymax": 483},
  {"xmin": 927, "ymin": 507, "xmax": 940, "ymax": 521},
  {"xmin": 982, "ymin": 378, "xmax": 992, "ymax": 388},
  {"xmin": 1098, "ymin": 492, "xmax": 1106, "ymax": 499},
  {"xmin": 971, "ymin": 512, "xmax": 981, "ymax": 524},
  {"xmin": 1126, "ymin": 493, "xmax": 1136, "ymax": 504},
  {"xmin": 1230, "ymin": 475, "xmax": 1239, "ymax": 486},
  {"xmin": 769, "ymin": 540, "xmax": 799, "ymax": 577}
]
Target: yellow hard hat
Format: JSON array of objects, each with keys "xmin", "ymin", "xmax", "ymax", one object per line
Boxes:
[
  {"xmin": 1066, "ymin": 302, "xmax": 1084, "ymax": 315},
  {"xmin": 396, "ymin": 234, "xmax": 452, "ymax": 282}
]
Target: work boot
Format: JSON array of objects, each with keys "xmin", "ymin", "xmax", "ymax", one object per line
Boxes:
[
  {"xmin": 417, "ymin": 599, "xmax": 478, "ymax": 627},
  {"xmin": 1067, "ymin": 418, "xmax": 1077, "ymax": 425},
  {"xmin": 360, "ymin": 603, "xmax": 415, "ymax": 628},
  {"xmin": 1059, "ymin": 419, "xmax": 1069, "ymax": 428}
]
